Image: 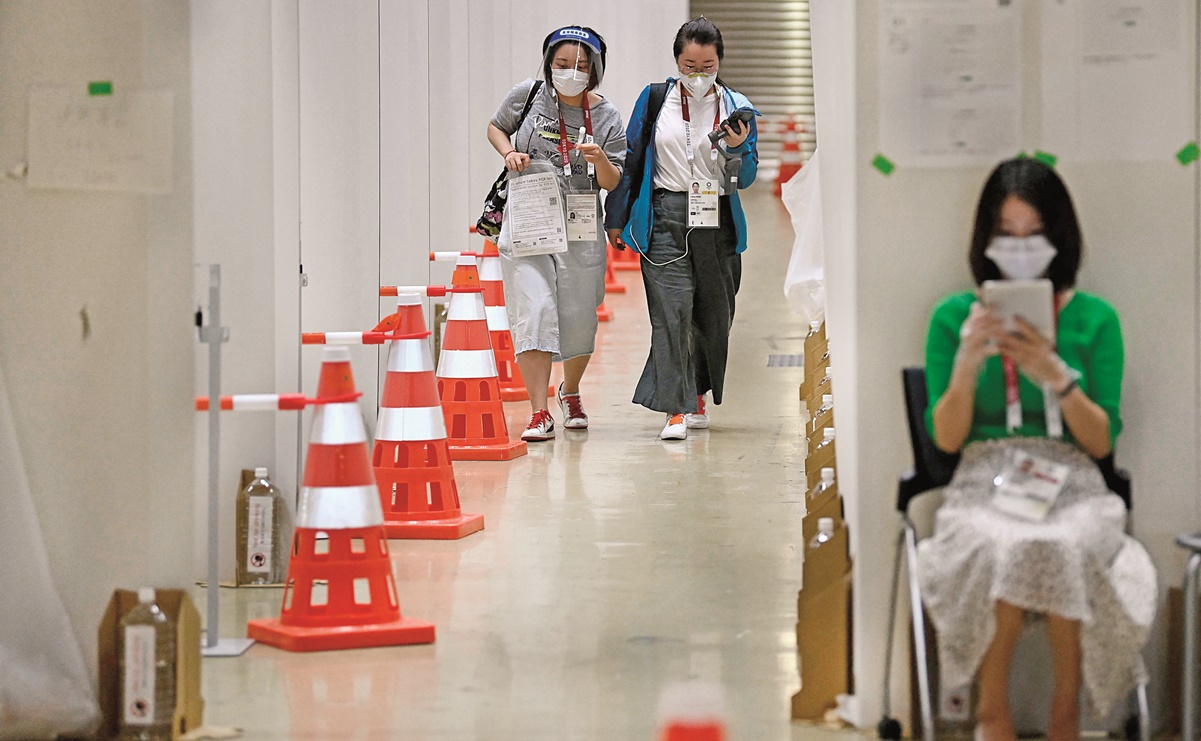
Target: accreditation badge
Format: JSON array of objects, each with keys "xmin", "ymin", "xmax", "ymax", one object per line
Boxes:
[
  {"xmin": 990, "ymin": 448, "xmax": 1069, "ymax": 521},
  {"xmin": 566, "ymin": 193, "xmax": 599, "ymax": 243},
  {"xmin": 687, "ymin": 178, "xmax": 720, "ymax": 229}
]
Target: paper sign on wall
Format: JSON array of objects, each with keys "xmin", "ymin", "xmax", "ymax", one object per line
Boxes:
[
  {"xmin": 27, "ymin": 87, "xmax": 175, "ymax": 194},
  {"xmin": 878, "ymin": 0, "xmax": 1022, "ymax": 168}
]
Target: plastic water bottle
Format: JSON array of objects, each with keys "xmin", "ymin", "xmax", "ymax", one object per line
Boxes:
[
  {"xmin": 808, "ymin": 517, "xmax": 836, "ymax": 549},
  {"xmin": 118, "ymin": 588, "xmax": 175, "ymax": 741},
  {"xmin": 814, "ymin": 427, "xmax": 836, "ymax": 450},
  {"xmin": 237, "ymin": 467, "xmax": 289, "ymax": 585},
  {"xmin": 808, "ymin": 467, "xmax": 835, "ymax": 503},
  {"xmin": 811, "ymin": 394, "xmax": 835, "ymax": 432}
]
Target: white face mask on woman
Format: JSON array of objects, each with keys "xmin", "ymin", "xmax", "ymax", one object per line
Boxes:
[
  {"xmin": 984, "ymin": 235, "xmax": 1058, "ymax": 280},
  {"xmin": 551, "ymin": 68, "xmax": 589, "ymax": 97},
  {"xmin": 680, "ymin": 71, "xmax": 716, "ymax": 99}
]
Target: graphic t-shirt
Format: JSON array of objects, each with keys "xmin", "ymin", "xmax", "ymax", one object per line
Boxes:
[{"xmin": 491, "ymin": 78, "xmax": 627, "ymax": 204}]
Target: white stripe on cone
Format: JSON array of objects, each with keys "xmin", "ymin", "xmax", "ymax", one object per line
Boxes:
[
  {"xmin": 447, "ymin": 294, "xmax": 488, "ymax": 321},
  {"xmin": 375, "ymin": 406, "xmax": 446, "ymax": 442},
  {"xmin": 310, "ymin": 403, "xmax": 369, "ymax": 445},
  {"xmin": 484, "ymin": 306, "xmax": 510, "ymax": 331},
  {"xmin": 387, "ymin": 338, "xmax": 434, "ymax": 373},
  {"xmin": 296, "ymin": 485, "xmax": 383, "ymax": 529},
  {"xmin": 479, "ymin": 259, "xmax": 503, "ymax": 282},
  {"xmin": 438, "ymin": 349, "xmax": 499, "ymax": 379}
]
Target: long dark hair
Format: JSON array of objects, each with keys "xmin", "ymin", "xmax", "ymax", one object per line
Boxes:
[
  {"xmin": 673, "ymin": 17, "xmax": 733, "ymax": 91},
  {"xmin": 968, "ymin": 158, "xmax": 1083, "ymax": 291}
]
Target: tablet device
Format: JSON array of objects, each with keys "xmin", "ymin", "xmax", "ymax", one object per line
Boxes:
[{"xmin": 981, "ymin": 279, "xmax": 1055, "ymax": 341}]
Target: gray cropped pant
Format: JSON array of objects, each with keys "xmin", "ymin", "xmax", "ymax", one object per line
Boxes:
[
  {"xmin": 496, "ymin": 213, "xmax": 606, "ymax": 361},
  {"xmin": 633, "ymin": 190, "xmax": 741, "ymax": 414}
]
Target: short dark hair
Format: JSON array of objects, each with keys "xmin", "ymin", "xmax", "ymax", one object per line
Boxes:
[
  {"xmin": 673, "ymin": 17, "xmax": 732, "ymax": 90},
  {"xmin": 541, "ymin": 26, "xmax": 606, "ymax": 91},
  {"xmin": 969, "ymin": 158, "xmax": 1083, "ymax": 291}
]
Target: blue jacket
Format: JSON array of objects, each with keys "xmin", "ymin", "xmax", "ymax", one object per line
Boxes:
[{"xmin": 603, "ymin": 79, "xmax": 759, "ymax": 253}]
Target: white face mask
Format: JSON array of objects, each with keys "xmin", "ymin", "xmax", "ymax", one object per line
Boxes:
[
  {"xmin": 551, "ymin": 68, "xmax": 589, "ymax": 97},
  {"xmin": 984, "ymin": 235, "xmax": 1058, "ymax": 280},
  {"xmin": 680, "ymin": 71, "xmax": 716, "ymax": 99}
]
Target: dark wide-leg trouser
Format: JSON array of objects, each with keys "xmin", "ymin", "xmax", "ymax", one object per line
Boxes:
[{"xmin": 633, "ymin": 190, "xmax": 741, "ymax": 415}]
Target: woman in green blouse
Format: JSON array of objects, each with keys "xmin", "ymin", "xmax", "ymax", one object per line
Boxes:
[{"xmin": 917, "ymin": 159, "xmax": 1155, "ymax": 741}]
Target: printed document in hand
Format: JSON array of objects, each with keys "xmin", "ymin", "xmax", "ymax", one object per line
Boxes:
[{"xmin": 508, "ymin": 170, "xmax": 568, "ymax": 257}]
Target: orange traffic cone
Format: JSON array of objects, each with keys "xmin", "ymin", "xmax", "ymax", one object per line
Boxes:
[
  {"xmin": 604, "ymin": 242, "xmax": 626, "ymax": 294},
  {"xmin": 775, "ymin": 114, "xmax": 804, "ymax": 197},
  {"xmin": 478, "ymin": 239, "xmax": 529, "ymax": 402},
  {"xmin": 373, "ymin": 293, "xmax": 484, "ymax": 539},
  {"xmin": 596, "ymin": 299, "xmax": 613, "ymax": 322},
  {"xmin": 437, "ymin": 255, "xmax": 528, "ymax": 461},
  {"xmin": 657, "ymin": 682, "xmax": 727, "ymax": 741},
  {"xmin": 247, "ymin": 346, "xmax": 435, "ymax": 652},
  {"xmin": 612, "ymin": 242, "xmax": 641, "ymax": 271}
]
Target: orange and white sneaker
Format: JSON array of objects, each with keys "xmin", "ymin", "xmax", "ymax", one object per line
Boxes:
[
  {"xmin": 660, "ymin": 413, "xmax": 688, "ymax": 441},
  {"xmin": 557, "ymin": 383, "xmax": 589, "ymax": 429},
  {"xmin": 685, "ymin": 394, "xmax": 710, "ymax": 429},
  {"xmin": 521, "ymin": 409, "xmax": 555, "ymax": 441}
]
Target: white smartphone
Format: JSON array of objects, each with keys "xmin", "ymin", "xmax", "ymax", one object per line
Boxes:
[{"xmin": 981, "ymin": 279, "xmax": 1055, "ymax": 341}]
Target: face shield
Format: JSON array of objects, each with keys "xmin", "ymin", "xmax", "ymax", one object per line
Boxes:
[{"xmin": 541, "ymin": 27, "xmax": 606, "ymax": 97}]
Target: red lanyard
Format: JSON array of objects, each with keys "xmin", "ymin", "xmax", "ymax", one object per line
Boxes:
[
  {"xmin": 1002, "ymin": 293, "xmax": 1064, "ymax": 436},
  {"xmin": 680, "ymin": 84, "xmax": 722, "ymax": 169},
  {"xmin": 556, "ymin": 94, "xmax": 593, "ymax": 178}
]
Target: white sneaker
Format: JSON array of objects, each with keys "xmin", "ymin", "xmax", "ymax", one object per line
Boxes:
[
  {"xmin": 685, "ymin": 394, "xmax": 709, "ymax": 429},
  {"xmin": 521, "ymin": 409, "xmax": 555, "ymax": 441},
  {"xmin": 660, "ymin": 413, "xmax": 688, "ymax": 441},
  {"xmin": 557, "ymin": 383, "xmax": 589, "ymax": 429}
]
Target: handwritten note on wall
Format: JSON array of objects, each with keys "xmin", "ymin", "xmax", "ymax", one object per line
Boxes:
[{"xmin": 27, "ymin": 87, "xmax": 174, "ymax": 194}]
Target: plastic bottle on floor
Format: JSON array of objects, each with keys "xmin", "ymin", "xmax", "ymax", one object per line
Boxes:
[
  {"xmin": 117, "ymin": 588, "xmax": 175, "ymax": 741},
  {"xmin": 814, "ymin": 427, "xmax": 835, "ymax": 451},
  {"xmin": 808, "ymin": 517, "xmax": 835, "ymax": 549},
  {"xmin": 237, "ymin": 467, "xmax": 289, "ymax": 585}
]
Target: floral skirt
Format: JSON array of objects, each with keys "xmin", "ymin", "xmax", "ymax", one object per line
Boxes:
[{"xmin": 915, "ymin": 438, "xmax": 1156, "ymax": 716}]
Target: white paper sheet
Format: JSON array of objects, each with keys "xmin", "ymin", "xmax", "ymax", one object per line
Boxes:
[
  {"xmin": 1041, "ymin": 0, "xmax": 1190, "ymax": 163},
  {"xmin": 879, "ymin": 0, "xmax": 1022, "ymax": 168},
  {"xmin": 27, "ymin": 87, "xmax": 175, "ymax": 193},
  {"xmin": 507, "ymin": 170, "xmax": 568, "ymax": 257}
]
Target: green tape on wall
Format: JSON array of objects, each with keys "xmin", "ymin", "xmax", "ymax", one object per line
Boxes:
[
  {"xmin": 1177, "ymin": 142, "xmax": 1200, "ymax": 166},
  {"xmin": 1033, "ymin": 150, "xmax": 1057, "ymax": 168},
  {"xmin": 88, "ymin": 81, "xmax": 112, "ymax": 96},
  {"xmin": 871, "ymin": 154, "xmax": 895, "ymax": 176}
]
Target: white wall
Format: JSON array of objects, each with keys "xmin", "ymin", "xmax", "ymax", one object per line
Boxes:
[
  {"xmin": 0, "ymin": 0, "xmax": 195, "ymax": 670},
  {"xmin": 813, "ymin": 0, "xmax": 1200, "ymax": 729}
]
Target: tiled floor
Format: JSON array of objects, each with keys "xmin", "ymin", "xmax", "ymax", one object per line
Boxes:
[{"xmin": 199, "ymin": 189, "xmax": 865, "ymax": 740}]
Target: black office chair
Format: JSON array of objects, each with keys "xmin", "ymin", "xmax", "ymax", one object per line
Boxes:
[{"xmin": 876, "ymin": 367, "xmax": 1146, "ymax": 741}]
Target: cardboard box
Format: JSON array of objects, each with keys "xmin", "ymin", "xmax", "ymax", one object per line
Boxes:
[
  {"xmin": 806, "ymin": 437, "xmax": 837, "ymax": 491},
  {"xmin": 802, "ymin": 493, "xmax": 843, "ymax": 546},
  {"xmin": 99, "ymin": 589, "xmax": 204, "ymax": 739},
  {"xmin": 792, "ymin": 523, "xmax": 851, "ymax": 721},
  {"xmin": 799, "ymin": 355, "xmax": 829, "ymax": 401},
  {"xmin": 806, "ymin": 374, "xmax": 833, "ymax": 416},
  {"xmin": 808, "ymin": 414, "xmax": 835, "ymax": 455}
]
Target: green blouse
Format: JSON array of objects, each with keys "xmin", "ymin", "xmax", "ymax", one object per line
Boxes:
[{"xmin": 924, "ymin": 290, "xmax": 1124, "ymax": 447}]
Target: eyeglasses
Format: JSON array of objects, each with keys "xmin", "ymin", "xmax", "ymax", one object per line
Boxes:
[{"xmin": 679, "ymin": 64, "xmax": 718, "ymax": 75}]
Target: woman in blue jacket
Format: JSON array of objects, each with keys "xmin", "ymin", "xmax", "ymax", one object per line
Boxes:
[{"xmin": 605, "ymin": 17, "xmax": 759, "ymax": 441}]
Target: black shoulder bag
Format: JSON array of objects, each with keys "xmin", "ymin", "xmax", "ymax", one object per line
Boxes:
[{"xmin": 475, "ymin": 80, "xmax": 543, "ymax": 239}]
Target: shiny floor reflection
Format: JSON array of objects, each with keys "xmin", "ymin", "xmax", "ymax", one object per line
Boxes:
[{"xmin": 201, "ymin": 191, "xmax": 861, "ymax": 740}]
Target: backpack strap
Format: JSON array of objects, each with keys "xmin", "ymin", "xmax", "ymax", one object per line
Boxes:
[
  {"xmin": 642, "ymin": 82, "xmax": 669, "ymax": 146},
  {"xmin": 518, "ymin": 80, "xmax": 543, "ymax": 127}
]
